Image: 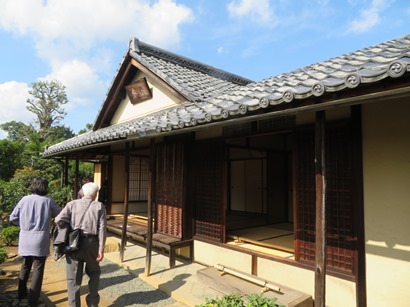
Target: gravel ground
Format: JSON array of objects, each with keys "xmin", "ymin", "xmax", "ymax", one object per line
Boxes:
[{"xmin": 53, "ymin": 257, "xmax": 186, "ymax": 307}]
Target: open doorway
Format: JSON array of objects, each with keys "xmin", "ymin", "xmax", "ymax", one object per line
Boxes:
[{"xmin": 226, "ymin": 133, "xmax": 294, "ymax": 254}]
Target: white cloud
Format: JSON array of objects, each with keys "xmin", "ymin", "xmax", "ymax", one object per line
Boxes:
[
  {"xmin": 0, "ymin": 82, "xmax": 36, "ymax": 138},
  {"xmin": 217, "ymin": 47, "xmax": 225, "ymax": 54},
  {"xmin": 347, "ymin": 0, "xmax": 392, "ymax": 33},
  {"xmin": 227, "ymin": 0, "xmax": 275, "ymax": 25},
  {"xmin": 0, "ymin": 0, "xmax": 194, "ymax": 129},
  {"xmin": 0, "ymin": 0, "xmax": 193, "ymax": 48},
  {"xmin": 42, "ymin": 60, "xmax": 108, "ymax": 108}
]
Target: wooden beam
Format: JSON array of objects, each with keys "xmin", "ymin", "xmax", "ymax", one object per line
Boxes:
[
  {"xmin": 314, "ymin": 110, "xmax": 326, "ymax": 307},
  {"xmin": 351, "ymin": 105, "xmax": 367, "ymax": 307},
  {"xmin": 75, "ymin": 157, "xmax": 79, "ymax": 199},
  {"xmin": 130, "ymin": 59, "xmax": 188, "ymax": 102},
  {"xmin": 64, "ymin": 156, "xmax": 69, "ymax": 187},
  {"xmin": 120, "ymin": 143, "xmax": 130, "ymax": 262},
  {"xmin": 145, "ymin": 139, "xmax": 156, "ymax": 276}
]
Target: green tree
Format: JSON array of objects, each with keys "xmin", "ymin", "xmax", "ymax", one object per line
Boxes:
[
  {"xmin": 0, "ymin": 179, "xmax": 28, "ymax": 225},
  {"xmin": 78, "ymin": 123, "xmax": 93, "ymax": 135},
  {"xmin": 0, "ymin": 121, "xmax": 35, "ymax": 143},
  {"xmin": 0, "ymin": 140, "xmax": 24, "ymax": 181},
  {"xmin": 46, "ymin": 125, "xmax": 74, "ymax": 144},
  {"xmin": 13, "ymin": 166, "xmax": 41, "ymax": 188},
  {"xmin": 26, "ymin": 80, "xmax": 68, "ymax": 141},
  {"xmin": 0, "ymin": 81, "xmax": 94, "ymax": 210}
]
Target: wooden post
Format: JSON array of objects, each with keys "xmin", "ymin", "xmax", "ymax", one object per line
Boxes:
[
  {"xmin": 64, "ymin": 156, "xmax": 69, "ymax": 186},
  {"xmin": 314, "ymin": 110, "xmax": 326, "ymax": 307},
  {"xmin": 75, "ymin": 157, "xmax": 79, "ymax": 198},
  {"xmin": 120, "ymin": 143, "xmax": 130, "ymax": 262},
  {"xmin": 145, "ymin": 139, "xmax": 156, "ymax": 276}
]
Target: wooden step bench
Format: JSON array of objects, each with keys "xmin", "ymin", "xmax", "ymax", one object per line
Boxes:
[
  {"xmin": 152, "ymin": 233, "xmax": 194, "ymax": 268},
  {"xmin": 107, "ymin": 219, "xmax": 193, "ymax": 268}
]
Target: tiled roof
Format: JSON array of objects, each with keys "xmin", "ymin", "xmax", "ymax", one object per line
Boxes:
[
  {"xmin": 131, "ymin": 38, "xmax": 253, "ymax": 103},
  {"xmin": 91, "ymin": 38, "xmax": 253, "ymax": 130},
  {"xmin": 43, "ymin": 35, "xmax": 410, "ymax": 157}
]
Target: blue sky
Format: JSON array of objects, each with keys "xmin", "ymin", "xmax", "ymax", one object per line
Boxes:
[{"xmin": 0, "ymin": 0, "xmax": 409, "ymax": 139}]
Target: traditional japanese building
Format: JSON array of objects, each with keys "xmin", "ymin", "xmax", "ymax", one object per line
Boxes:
[{"xmin": 43, "ymin": 34, "xmax": 410, "ymax": 307}]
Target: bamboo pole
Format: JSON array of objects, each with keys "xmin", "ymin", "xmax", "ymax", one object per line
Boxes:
[{"xmin": 215, "ymin": 264, "xmax": 282, "ymax": 293}]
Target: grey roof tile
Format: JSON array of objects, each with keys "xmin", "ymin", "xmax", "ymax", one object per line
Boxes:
[{"xmin": 43, "ymin": 34, "xmax": 410, "ymax": 157}]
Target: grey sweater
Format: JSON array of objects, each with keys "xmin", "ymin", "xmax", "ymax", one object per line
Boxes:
[{"xmin": 55, "ymin": 196, "xmax": 107, "ymax": 253}]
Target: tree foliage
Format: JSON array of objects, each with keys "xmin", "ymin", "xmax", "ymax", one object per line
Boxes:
[
  {"xmin": 0, "ymin": 121, "xmax": 35, "ymax": 143},
  {"xmin": 78, "ymin": 123, "xmax": 93, "ymax": 135},
  {"xmin": 26, "ymin": 80, "xmax": 68, "ymax": 141},
  {"xmin": 0, "ymin": 179, "xmax": 29, "ymax": 225},
  {"xmin": 0, "ymin": 80, "xmax": 93, "ymax": 221},
  {"xmin": 0, "ymin": 139, "xmax": 24, "ymax": 181}
]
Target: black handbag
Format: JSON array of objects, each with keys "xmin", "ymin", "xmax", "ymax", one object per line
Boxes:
[
  {"xmin": 64, "ymin": 204, "xmax": 92, "ymax": 254},
  {"xmin": 65, "ymin": 228, "xmax": 81, "ymax": 253}
]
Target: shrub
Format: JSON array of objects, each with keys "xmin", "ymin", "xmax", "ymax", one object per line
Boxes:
[
  {"xmin": 196, "ymin": 293, "xmax": 285, "ymax": 307},
  {"xmin": 0, "ymin": 246, "xmax": 7, "ymax": 264},
  {"xmin": 49, "ymin": 184, "xmax": 74, "ymax": 208},
  {"xmin": 1, "ymin": 225, "xmax": 20, "ymax": 246},
  {"xmin": 198, "ymin": 293, "xmax": 245, "ymax": 307},
  {"xmin": 0, "ymin": 179, "xmax": 29, "ymax": 222},
  {"xmin": 246, "ymin": 293, "xmax": 284, "ymax": 307}
]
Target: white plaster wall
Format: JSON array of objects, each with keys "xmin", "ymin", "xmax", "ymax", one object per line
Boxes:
[
  {"xmin": 111, "ymin": 71, "xmax": 181, "ymax": 125},
  {"xmin": 194, "ymin": 242, "xmax": 355, "ymax": 306},
  {"xmin": 258, "ymin": 258, "xmax": 355, "ymax": 307},
  {"xmin": 194, "ymin": 241, "xmax": 253, "ymax": 275},
  {"xmin": 362, "ymin": 98, "xmax": 410, "ymax": 307}
]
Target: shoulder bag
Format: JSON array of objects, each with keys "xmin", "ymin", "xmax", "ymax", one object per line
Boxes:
[{"xmin": 65, "ymin": 203, "xmax": 92, "ymax": 254}]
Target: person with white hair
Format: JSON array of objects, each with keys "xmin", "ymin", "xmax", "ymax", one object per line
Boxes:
[{"xmin": 55, "ymin": 181, "xmax": 107, "ymax": 307}]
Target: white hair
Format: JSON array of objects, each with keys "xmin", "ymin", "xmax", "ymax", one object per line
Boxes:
[{"xmin": 81, "ymin": 182, "xmax": 99, "ymax": 196}]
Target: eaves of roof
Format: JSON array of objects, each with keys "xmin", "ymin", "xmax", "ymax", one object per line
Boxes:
[
  {"xmin": 43, "ymin": 34, "xmax": 410, "ymax": 158},
  {"xmin": 92, "ymin": 38, "xmax": 253, "ymax": 129}
]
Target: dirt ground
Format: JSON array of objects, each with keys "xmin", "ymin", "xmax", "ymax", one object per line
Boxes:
[
  {"xmin": 0, "ymin": 244, "xmax": 112, "ymax": 306},
  {"xmin": 0, "ymin": 246, "xmax": 89, "ymax": 307},
  {"xmin": 0, "ymin": 245, "xmax": 21, "ymax": 293}
]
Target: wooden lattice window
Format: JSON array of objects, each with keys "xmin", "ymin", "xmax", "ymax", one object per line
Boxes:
[
  {"xmin": 155, "ymin": 143, "xmax": 185, "ymax": 238},
  {"xmin": 193, "ymin": 142, "xmax": 225, "ymax": 242},
  {"xmin": 295, "ymin": 123, "xmax": 356, "ymax": 275},
  {"xmin": 129, "ymin": 156, "xmax": 149, "ymax": 201},
  {"xmin": 325, "ymin": 126, "xmax": 354, "ymax": 273}
]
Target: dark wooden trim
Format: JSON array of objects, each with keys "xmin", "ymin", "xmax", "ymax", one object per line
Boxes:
[
  {"xmin": 351, "ymin": 105, "xmax": 367, "ymax": 307},
  {"xmin": 94, "ymin": 55, "xmax": 136, "ymax": 129},
  {"xmin": 64, "ymin": 156, "xmax": 69, "ymax": 187},
  {"xmin": 222, "ymin": 146, "xmax": 228, "ymax": 243},
  {"xmin": 75, "ymin": 157, "xmax": 79, "ymax": 198},
  {"xmin": 130, "ymin": 58, "xmax": 188, "ymax": 102},
  {"xmin": 194, "ymin": 236, "xmax": 356, "ymax": 282},
  {"xmin": 314, "ymin": 111, "xmax": 327, "ymax": 307},
  {"xmin": 292, "ymin": 131, "xmax": 300, "ymax": 261},
  {"xmin": 182, "ymin": 143, "xmax": 191, "ymax": 240},
  {"xmin": 145, "ymin": 139, "xmax": 155, "ymax": 276},
  {"xmin": 106, "ymin": 154, "xmax": 113, "ymax": 215},
  {"xmin": 251, "ymin": 254, "xmax": 257, "ymax": 275},
  {"xmin": 120, "ymin": 143, "xmax": 130, "ymax": 262}
]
